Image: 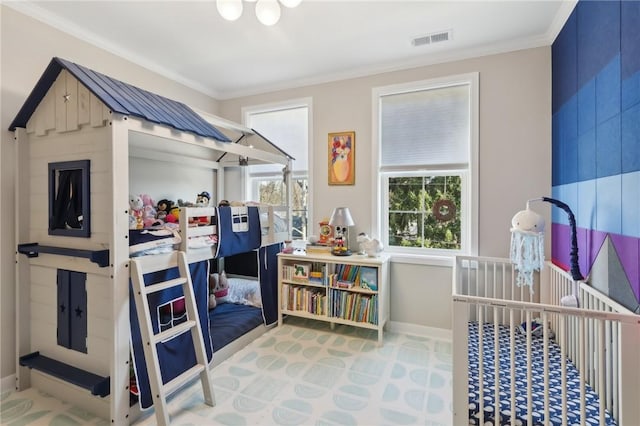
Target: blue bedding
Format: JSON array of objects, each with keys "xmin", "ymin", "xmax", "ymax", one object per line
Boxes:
[
  {"xmin": 468, "ymin": 321, "xmax": 616, "ymax": 426},
  {"xmin": 208, "ymin": 303, "xmax": 263, "ymax": 352}
]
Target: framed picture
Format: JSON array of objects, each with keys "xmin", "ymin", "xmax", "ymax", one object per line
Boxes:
[{"xmin": 328, "ymin": 131, "xmax": 355, "ymax": 185}]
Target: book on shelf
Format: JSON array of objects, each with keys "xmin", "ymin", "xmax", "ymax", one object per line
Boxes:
[
  {"xmin": 306, "ymin": 243, "xmax": 331, "ymax": 254},
  {"xmin": 293, "ymin": 263, "xmax": 310, "ymax": 281},
  {"xmin": 282, "ymin": 265, "xmax": 295, "ymax": 281},
  {"xmin": 358, "ymin": 266, "xmax": 378, "ymax": 291},
  {"xmin": 335, "ymin": 280, "xmax": 354, "ymax": 289}
]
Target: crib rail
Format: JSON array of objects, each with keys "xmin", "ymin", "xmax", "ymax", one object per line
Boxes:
[{"xmin": 452, "ymin": 256, "xmax": 640, "ymax": 426}]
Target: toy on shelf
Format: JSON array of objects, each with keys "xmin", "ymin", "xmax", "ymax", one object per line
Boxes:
[
  {"xmin": 156, "ymin": 199, "xmax": 173, "ymax": 223},
  {"xmin": 195, "ymin": 191, "xmax": 211, "ymax": 226},
  {"xmin": 129, "ymin": 194, "xmax": 144, "ymax": 230},
  {"xmin": 356, "ymin": 233, "xmax": 384, "ymax": 257},
  {"xmin": 140, "ymin": 194, "xmax": 157, "ymax": 228}
]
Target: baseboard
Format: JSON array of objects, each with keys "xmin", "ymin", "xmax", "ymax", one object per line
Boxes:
[
  {"xmin": 387, "ymin": 321, "xmax": 452, "ymax": 340},
  {"xmin": 1, "ymin": 374, "xmax": 16, "ymax": 393}
]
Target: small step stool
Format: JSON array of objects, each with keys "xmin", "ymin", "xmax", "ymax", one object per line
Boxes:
[{"xmin": 130, "ymin": 251, "xmax": 215, "ymax": 425}]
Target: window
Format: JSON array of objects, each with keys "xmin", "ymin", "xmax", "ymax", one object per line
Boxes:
[
  {"xmin": 244, "ymin": 99, "xmax": 311, "ymax": 240},
  {"xmin": 373, "ymin": 74, "xmax": 478, "ymax": 257},
  {"xmin": 49, "ymin": 160, "xmax": 91, "ymax": 237}
]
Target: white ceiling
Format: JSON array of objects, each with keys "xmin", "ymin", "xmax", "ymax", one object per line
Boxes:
[{"xmin": 7, "ymin": 0, "xmax": 576, "ymax": 100}]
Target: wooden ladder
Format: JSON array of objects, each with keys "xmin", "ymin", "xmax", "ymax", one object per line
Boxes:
[{"xmin": 130, "ymin": 251, "xmax": 215, "ymax": 425}]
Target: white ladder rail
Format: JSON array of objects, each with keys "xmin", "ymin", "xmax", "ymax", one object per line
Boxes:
[{"xmin": 130, "ymin": 251, "xmax": 215, "ymax": 426}]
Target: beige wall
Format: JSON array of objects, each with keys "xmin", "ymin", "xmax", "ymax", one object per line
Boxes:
[
  {"xmin": 219, "ymin": 47, "xmax": 552, "ymax": 328},
  {"xmin": 0, "ymin": 6, "xmax": 219, "ymax": 383},
  {"xmin": 0, "ymin": 4, "xmax": 552, "ymax": 384}
]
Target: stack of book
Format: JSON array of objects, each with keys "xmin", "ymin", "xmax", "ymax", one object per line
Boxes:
[{"xmin": 305, "ymin": 243, "xmax": 331, "ymax": 255}]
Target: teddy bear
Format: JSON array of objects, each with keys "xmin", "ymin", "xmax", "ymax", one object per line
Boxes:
[
  {"xmin": 139, "ymin": 194, "xmax": 157, "ymax": 228},
  {"xmin": 208, "ymin": 271, "xmax": 229, "ymax": 309},
  {"xmin": 129, "ymin": 194, "xmax": 144, "ymax": 230}
]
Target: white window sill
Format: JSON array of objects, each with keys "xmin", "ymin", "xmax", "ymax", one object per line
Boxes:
[{"xmin": 388, "ymin": 252, "xmax": 455, "ymax": 267}]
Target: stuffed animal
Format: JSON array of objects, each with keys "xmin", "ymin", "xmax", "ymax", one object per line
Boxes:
[
  {"xmin": 156, "ymin": 199, "xmax": 173, "ymax": 222},
  {"xmin": 177, "ymin": 199, "xmax": 195, "ymax": 207},
  {"xmin": 166, "ymin": 205, "xmax": 181, "ymax": 223},
  {"xmin": 195, "ymin": 191, "xmax": 211, "ymax": 225},
  {"xmin": 357, "ymin": 233, "xmax": 384, "ymax": 257},
  {"xmin": 208, "ymin": 271, "xmax": 229, "ymax": 309},
  {"xmin": 196, "ymin": 191, "xmax": 210, "ymax": 207},
  {"xmin": 140, "ymin": 194, "xmax": 157, "ymax": 228},
  {"xmin": 129, "ymin": 194, "xmax": 144, "ymax": 230}
]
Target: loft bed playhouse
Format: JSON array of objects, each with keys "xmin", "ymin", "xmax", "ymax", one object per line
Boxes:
[
  {"xmin": 10, "ymin": 57, "xmax": 293, "ymax": 423},
  {"xmin": 452, "ymin": 257, "xmax": 640, "ymax": 425}
]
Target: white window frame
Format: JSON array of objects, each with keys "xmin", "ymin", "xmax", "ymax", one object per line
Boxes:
[
  {"xmin": 372, "ymin": 73, "xmax": 479, "ymax": 263},
  {"xmin": 242, "ymin": 98, "xmax": 313, "ymax": 237}
]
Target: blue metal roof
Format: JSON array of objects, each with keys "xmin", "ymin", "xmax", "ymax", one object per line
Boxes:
[{"xmin": 9, "ymin": 57, "xmax": 230, "ymax": 142}]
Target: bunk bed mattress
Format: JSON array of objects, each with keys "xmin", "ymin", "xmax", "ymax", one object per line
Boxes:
[
  {"xmin": 129, "ymin": 228, "xmax": 180, "ymax": 256},
  {"xmin": 468, "ymin": 322, "xmax": 616, "ymax": 426},
  {"xmin": 208, "ymin": 303, "xmax": 263, "ymax": 352}
]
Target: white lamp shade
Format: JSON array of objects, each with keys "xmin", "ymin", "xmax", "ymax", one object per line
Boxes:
[
  {"xmin": 217, "ymin": 0, "xmax": 243, "ymax": 21},
  {"xmin": 279, "ymin": 0, "xmax": 302, "ymax": 8},
  {"xmin": 255, "ymin": 0, "xmax": 281, "ymax": 26},
  {"xmin": 329, "ymin": 207, "xmax": 355, "ymax": 227}
]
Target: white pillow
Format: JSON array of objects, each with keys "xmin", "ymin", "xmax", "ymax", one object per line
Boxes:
[{"xmin": 223, "ymin": 278, "xmax": 262, "ymax": 308}]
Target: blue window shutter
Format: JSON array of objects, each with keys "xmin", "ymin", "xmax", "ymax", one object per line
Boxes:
[
  {"xmin": 70, "ymin": 271, "xmax": 87, "ymax": 353},
  {"xmin": 57, "ymin": 270, "xmax": 70, "ymax": 348},
  {"xmin": 57, "ymin": 269, "xmax": 88, "ymax": 354}
]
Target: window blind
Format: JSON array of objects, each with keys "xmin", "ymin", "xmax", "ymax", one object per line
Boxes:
[
  {"xmin": 248, "ymin": 106, "xmax": 308, "ymax": 173},
  {"xmin": 380, "ymin": 83, "xmax": 470, "ymax": 168}
]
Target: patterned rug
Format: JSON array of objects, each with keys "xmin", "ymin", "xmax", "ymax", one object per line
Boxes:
[{"xmin": 1, "ymin": 318, "xmax": 453, "ymax": 425}]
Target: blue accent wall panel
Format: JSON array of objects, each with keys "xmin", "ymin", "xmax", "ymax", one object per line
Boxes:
[
  {"xmin": 595, "ymin": 55, "xmax": 621, "ymax": 124},
  {"xmin": 577, "ymin": 0, "xmax": 620, "ymax": 89},
  {"xmin": 578, "ymin": 78, "xmax": 596, "ymax": 135},
  {"xmin": 621, "ymin": 103, "xmax": 640, "ymax": 173},
  {"xmin": 551, "ymin": 184, "xmax": 576, "ymax": 226},
  {"xmin": 595, "ymin": 115, "xmax": 621, "ymax": 178},
  {"xmin": 577, "ymin": 179, "xmax": 597, "ymax": 230},
  {"xmin": 622, "ymin": 172, "xmax": 640, "ymax": 238},
  {"xmin": 563, "ymin": 135, "xmax": 579, "ymax": 185},
  {"xmin": 595, "ymin": 175, "xmax": 621, "ymax": 235},
  {"xmin": 552, "ymin": 116, "xmax": 562, "ymax": 186},
  {"xmin": 578, "ymin": 128, "xmax": 596, "ymax": 181},
  {"xmin": 622, "ymin": 71, "xmax": 640, "ymax": 112},
  {"xmin": 561, "ymin": 96, "xmax": 579, "ymax": 142},
  {"xmin": 621, "ymin": 0, "xmax": 640, "ymax": 81},
  {"xmin": 552, "ymin": 8, "xmax": 577, "ymax": 114}
]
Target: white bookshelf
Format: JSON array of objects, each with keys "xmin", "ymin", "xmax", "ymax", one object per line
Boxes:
[{"xmin": 277, "ymin": 252, "xmax": 390, "ymax": 343}]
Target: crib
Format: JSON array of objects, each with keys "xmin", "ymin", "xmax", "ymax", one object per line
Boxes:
[{"xmin": 452, "ymin": 256, "xmax": 640, "ymax": 425}]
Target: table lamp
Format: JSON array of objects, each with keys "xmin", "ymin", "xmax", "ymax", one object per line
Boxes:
[{"xmin": 329, "ymin": 207, "xmax": 355, "ymax": 256}]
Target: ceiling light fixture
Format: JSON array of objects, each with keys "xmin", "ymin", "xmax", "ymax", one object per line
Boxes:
[{"xmin": 216, "ymin": 0, "xmax": 302, "ymax": 26}]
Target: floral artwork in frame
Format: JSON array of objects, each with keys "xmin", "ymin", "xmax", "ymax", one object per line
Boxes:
[{"xmin": 328, "ymin": 131, "xmax": 355, "ymax": 185}]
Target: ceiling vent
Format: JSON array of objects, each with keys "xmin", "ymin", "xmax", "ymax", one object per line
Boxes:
[{"xmin": 412, "ymin": 30, "xmax": 452, "ymax": 47}]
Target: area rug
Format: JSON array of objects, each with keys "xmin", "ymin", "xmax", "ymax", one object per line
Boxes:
[{"xmin": 1, "ymin": 318, "xmax": 453, "ymax": 425}]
